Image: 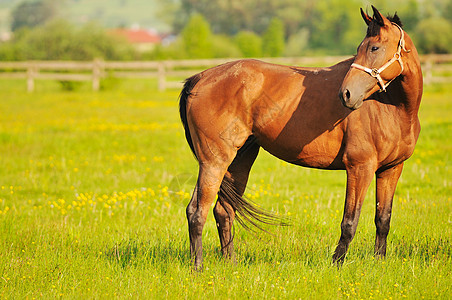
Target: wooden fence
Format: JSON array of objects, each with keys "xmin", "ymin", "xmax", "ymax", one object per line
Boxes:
[{"xmin": 0, "ymin": 55, "xmax": 451, "ymax": 92}]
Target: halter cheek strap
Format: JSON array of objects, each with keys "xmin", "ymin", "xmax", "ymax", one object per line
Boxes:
[{"xmin": 351, "ymin": 23, "xmax": 410, "ymax": 92}]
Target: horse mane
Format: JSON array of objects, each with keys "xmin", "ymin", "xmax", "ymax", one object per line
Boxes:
[{"xmin": 367, "ymin": 13, "xmax": 403, "ymax": 37}]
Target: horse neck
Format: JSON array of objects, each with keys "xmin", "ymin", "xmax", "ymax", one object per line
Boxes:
[{"xmin": 397, "ymin": 35, "xmax": 423, "ymax": 118}]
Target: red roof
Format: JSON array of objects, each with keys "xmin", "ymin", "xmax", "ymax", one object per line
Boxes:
[{"xmin": 110, "ymin": 29, "xmax": 161, "ymax": 44}]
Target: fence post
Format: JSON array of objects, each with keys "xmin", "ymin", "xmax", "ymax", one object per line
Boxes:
[
  {"xmin": 158, "ymin": 62, "xmax": 165, "ymax": 91},
  {"xmin": 27, "ymin": 62, "xmax": 36, "ymax": 92},
  {"xmin": 424, "ymin": 57, "xmax": 432, "ymax": 85},
  {"xmin": 92, "ymin": 59, "xmax": 102, "ymax": 91}
]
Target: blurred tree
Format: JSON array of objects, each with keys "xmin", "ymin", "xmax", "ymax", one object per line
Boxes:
[
  {"xmin": 156, "ymin": 0, "xmax": 181, "ymax": 33},
  {"xmin": 0, "ymin": 20, "xmax": 137, "ymax": 61},
  {"xmin": 175, "ymin": 0, "xmax": 254, "ymax": 34},
  {"xmin": 397, "ymin": 0, "xmax": 421, "ymax": 32},
  {"xmin": 76, "ymin": 22, "xmax": 136, "ymax": 60},
  {"xmin": 181, "ymin": 13, "xmax": 213, "ymax": 58},
  {"xmin": 284, "ymin": 28, "xmax": 309, "ymax": 56},
  {"xmin": 262, "ymin": 17, "xmax": 285, "ymax": 57},
  {"xmin": 174, "ymin": 0, "xmax": 310, "ymax": 36},
  {"xmin": 4, "ymin": 0, "xmax": 452, "ymax": 60},
  {"xmin": 171, "ymin": 0, "xmax": 383, "ymax": 55},
  {"xmin": 211, "ymin": 35, "xmax": 242, "ymax": 58},
  {"xmin": 309, "ymin": 0, "xmax": 362, "ymax": 54},
  {"xmin": 147, "ymin": 22, "xmax": 241, "ymax": 60},
  {"xmin": 11, "ymin": 0, "xmax": 57, "ymax": 31},
  {"xmin": 444, "ymin": 1, "xmax": 452, "ymax": 23},
  {"xmin": 235, "ymin": 31, "xmax": 262, "ymax": 57},
  {"xmin": 415, "ymin": 17, "xmax": 452, "ymax": 54},
  {"xmin": 144, "ymin": 39, "xmax": 188, "ymax": 60}
]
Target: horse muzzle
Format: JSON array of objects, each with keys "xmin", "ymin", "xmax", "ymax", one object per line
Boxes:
[{"xmin": 339, "ymin": 88, "xmax": 363, "ymax": 110}]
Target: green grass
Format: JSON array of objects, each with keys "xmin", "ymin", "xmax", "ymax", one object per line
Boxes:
[{"xmin": 0, "ymin": 79, "xmax": 451, "ymax": 299}]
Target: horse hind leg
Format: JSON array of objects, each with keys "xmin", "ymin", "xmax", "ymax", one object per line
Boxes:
[
  {"xmin": 186, "ymin": 163, "xmax": 230, "ymax": 271},
  {"xmin": 213, "ymin": 197, "xmax": 235, "ymax": 260},
  {"xmin": 186, "ymin": 130, "xmax": 248, "ymax": 270},
  {"xmin": 214, "ymin": 138, "xmax": 260, "ymax": 261}
]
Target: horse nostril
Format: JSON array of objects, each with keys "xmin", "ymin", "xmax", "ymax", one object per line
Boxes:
[
  {"xmin": 344, "ymin": 89, "xmax": 351, "ymax": 101},
  {"xmin": 339, "ymin": 89, "xmax": 351, "ymax": 104}
]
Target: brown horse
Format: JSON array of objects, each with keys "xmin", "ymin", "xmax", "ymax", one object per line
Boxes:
[{"xmin": 179, "ymin": 6, "xmax": 422, "ymax": 270}]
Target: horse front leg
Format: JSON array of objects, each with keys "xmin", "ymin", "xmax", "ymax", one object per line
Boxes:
[
  {"xmin": 333, "ymin": 163, "xmax": 375, "ymax": 264},
  {"xmin": 374, "ymin": 163, "xmax": 404, "ymax": 258}
]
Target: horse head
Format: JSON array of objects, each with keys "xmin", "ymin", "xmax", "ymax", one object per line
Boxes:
[{"xmin": 339, "ymin": 6, "xmax": 411, "ymax": 110}]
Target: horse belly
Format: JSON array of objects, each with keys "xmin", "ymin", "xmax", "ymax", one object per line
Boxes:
[
  {"xmin": 256, "ymin": 130, "xmax": 345, "ymax": 170},
  {"xmin": 293, "ymin": 140, "xmax": 345, "ymax": 169}
]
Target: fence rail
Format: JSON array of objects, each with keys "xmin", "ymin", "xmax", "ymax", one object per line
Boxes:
[{"xmin": 0, "ymin": 55, "xmax": 451, "ymax": 92}]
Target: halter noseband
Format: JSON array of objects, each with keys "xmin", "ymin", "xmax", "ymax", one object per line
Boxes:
[{"xmin": 350, "ymin": 23, "xmax": 410, "ymax": 92}]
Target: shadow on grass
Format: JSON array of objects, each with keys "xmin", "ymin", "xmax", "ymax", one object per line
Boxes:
[
  {"xmin": 104, "ymin": 239, "xmax": 192, "ymax": 269},
  {"xmin": 237, "ymin": 234, "xmax": 451, "ymax": 267},
  {"xmin": 102, "ymin": 234, "xmax": 451, "ymax": 270}
]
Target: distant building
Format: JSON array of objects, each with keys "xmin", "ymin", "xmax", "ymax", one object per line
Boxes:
[
  {"xmin": 109, "ymin": 28, "xmax": 161, "ymax": 52},
  {"xmin": 0, "ymin": 31, "xmax": 11, "ymax": 42}
]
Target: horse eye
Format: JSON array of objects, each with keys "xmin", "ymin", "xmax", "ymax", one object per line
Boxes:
[{"xmin": 371, "ymin": 46, "xmax": 379, "ymax": 52}]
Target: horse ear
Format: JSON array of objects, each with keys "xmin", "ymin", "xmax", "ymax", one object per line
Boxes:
[
  {"xmin": 360, "ymin": 8, "xmax": 372, "ymax": 26},
  {"xmin": 371, "ymin": 5, "xmax": 385, "ymax": 26}
]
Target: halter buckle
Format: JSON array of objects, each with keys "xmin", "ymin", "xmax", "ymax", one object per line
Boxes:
[{"xmin": 370, "ymin": 68, "xmax": 380, "ymax": 77}]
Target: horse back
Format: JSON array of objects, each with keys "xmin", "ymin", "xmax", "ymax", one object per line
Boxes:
[{"xmin": 184, "ymin": 59, "xmax": 356, "ymax": 169}]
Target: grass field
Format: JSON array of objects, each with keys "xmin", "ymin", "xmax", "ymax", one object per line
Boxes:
[{"xmin": 0, "ymin": 78, "xmax": 451, "ymax": 299}]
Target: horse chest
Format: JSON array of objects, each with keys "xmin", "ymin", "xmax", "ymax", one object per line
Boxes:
[
  {"xmin": 380, "ymin": 121, "xmax": 419, "ymax": 167},
  {"xmin": 344, "ymin": 113, "xmax": 419, "ymax": 168}
]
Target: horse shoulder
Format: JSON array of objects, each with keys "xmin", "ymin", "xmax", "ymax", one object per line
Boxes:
[{"xmin": 343, "ymin": 102, "xmax": 420, "ymax": 169}]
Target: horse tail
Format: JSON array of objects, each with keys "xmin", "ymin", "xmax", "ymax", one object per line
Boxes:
[
  {"xmin": 179, "ymin": 74, "xmax": 202, "ymax": 160},
  {"xmin": 218, "ymin": 137, "xmax": 288, "ymax": 231},
  {"xmin": 219, "ymin": 173, "xmax": 288, "ymax": 232}
]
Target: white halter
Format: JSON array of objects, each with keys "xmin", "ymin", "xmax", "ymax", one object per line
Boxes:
[{"xmin": 351, "ymin": 23, "xmax": 410, "ymax": 92}]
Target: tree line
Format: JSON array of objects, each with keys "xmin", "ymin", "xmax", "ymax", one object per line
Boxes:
[
  {"xmin": 167, "ymin": 0, "xmax": 452, "ymax": 56},
  {"xmin": 1, "ymin": 0, "xmax": 451, "ymax": 61}
]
